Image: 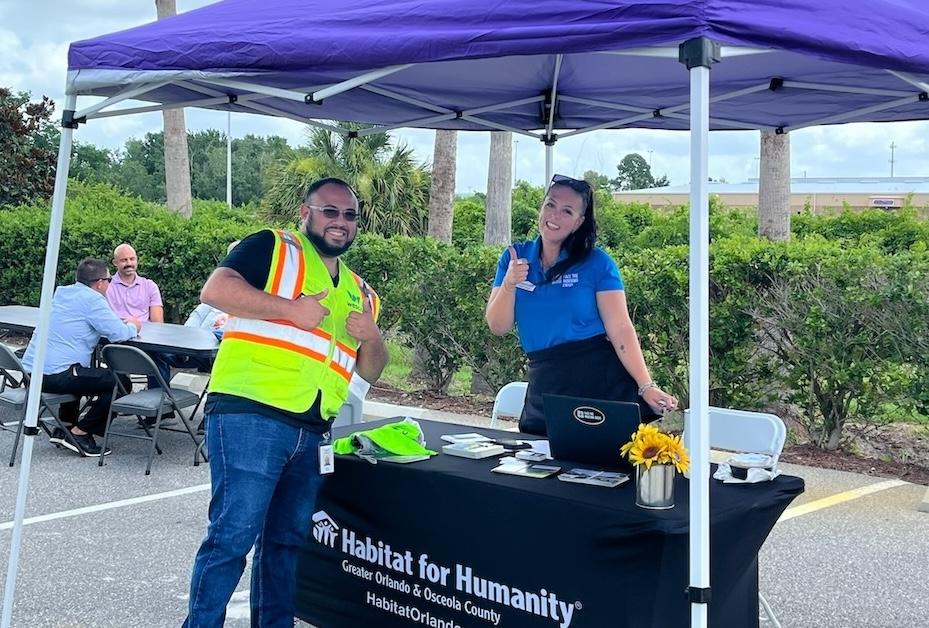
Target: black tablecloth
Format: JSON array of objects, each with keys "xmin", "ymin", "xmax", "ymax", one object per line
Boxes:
[{"xmin": 295, "ymin": 419, "xmax": 804, "ymax": 628}]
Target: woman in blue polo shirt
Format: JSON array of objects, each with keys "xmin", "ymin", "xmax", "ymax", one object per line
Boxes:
[{"xmin": 485, "ymin": 174, "xmax": 678, "ymax": 435}]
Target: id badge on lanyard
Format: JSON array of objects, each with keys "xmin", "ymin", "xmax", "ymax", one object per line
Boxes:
[{"xmin": 319, "ymin": 432, "xmax": 334, "ymax": 475}]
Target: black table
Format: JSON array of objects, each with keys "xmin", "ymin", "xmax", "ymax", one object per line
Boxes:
[
  {"xmin": 0, "ymin": 305, "xmax": 218, "ymax": 359},
  {"xmin": 295, "ymin": 419, "xmax": 803, "ymax": 628}
]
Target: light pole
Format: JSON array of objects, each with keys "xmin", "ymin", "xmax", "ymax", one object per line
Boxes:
[
  {"xmin": 889, "ymin": 141, "xmax": 896, "ymax": 178},
  {"xmin": 647, "ymin": 149, "xmax": 653, "ymax": 168},
  {"xmin": 513, "ymin": 139, "xmax": 519, "ymax": 185}
]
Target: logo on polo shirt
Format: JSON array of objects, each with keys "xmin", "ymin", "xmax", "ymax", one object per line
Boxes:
[
  {"xmin": 573, "ymin": 406, "xmax": 605, "ymax": 426},
  {"xmin": 559, "ymin": 272, "xmax": 579, "ymax": 287},
  {"xmin": 311, "ymin": 510, "xmax": 340, "ymax": 548}
]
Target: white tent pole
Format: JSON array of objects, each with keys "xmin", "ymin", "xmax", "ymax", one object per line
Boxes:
[
  {"xmin": 887, "ymin": 70, "xmax": 929, "ymax": 92},
  {"xmin": 226, "ymin": 111, "xmax": 232, "ymax": 208},
  {"xmin": 544, "ymin": 142, "xmax": 553, "ymax": 182},
  {"xmin": 1, "ymin": 93, "xmax": 77, "ymax": 628},
  {"xmin": 73, "ymin": 80, "xmax": 171, "ymax": 119},
  {"xmin": 684, "ymin": 40, "xmax": 714, "ymax": 628}
]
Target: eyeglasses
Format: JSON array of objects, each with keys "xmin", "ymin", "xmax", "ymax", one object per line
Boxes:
[
  {"xmin": 305, "ymin": 204, "xmax": 360, "ymax": 222},
  {"xmin": 550, "ymin": 174, "xmax": 593, "ymax": 207},
  {"xmin": 96, "ymin": 276, "xmax": 113, "ymax": 283}
]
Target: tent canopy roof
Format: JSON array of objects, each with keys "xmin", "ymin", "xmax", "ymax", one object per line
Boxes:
[{"xmin": 66, "ymin": 0, "xmax": 929, "ymax": 135}]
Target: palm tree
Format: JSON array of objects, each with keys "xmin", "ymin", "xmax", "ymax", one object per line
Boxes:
[
  {"xmin": 427, "ymin": 130, "xmax": 457, "ymax": 242},
  {"xmin": 262, "ymin": 123, "xmax": 431, "ymax": 237},
  {"xmin": 758, "ymin": 130, "xmax": 791, "ymax": 240},
  {"xmin": 484, "ymin": 131, "xmax": 513, "ymax": 245},
  {"xmin": 155, "ymin": 0, "xmax": 192, "ymax": 217}
]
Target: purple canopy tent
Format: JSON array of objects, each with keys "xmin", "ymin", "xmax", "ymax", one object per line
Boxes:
[{"xmin": 5, "ymin": 1, "xmax": 929, "ymax": 626}]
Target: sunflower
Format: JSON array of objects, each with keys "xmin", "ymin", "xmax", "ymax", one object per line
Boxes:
[
  {"xmin": 626, "ymin": 431, "xmax": 669, "ymax": 469},
  {"xmin": 620, "ymin": 423, "xmax": 661, "ymax": 458},
  {"xmin": 662, "ymin": 434, "xmax": 691, "ymax": 474}
]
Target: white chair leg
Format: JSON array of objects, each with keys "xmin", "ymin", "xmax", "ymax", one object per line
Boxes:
[{"xmin": 759, "ymin": 593, "xmax": 782, "ymax": 628}]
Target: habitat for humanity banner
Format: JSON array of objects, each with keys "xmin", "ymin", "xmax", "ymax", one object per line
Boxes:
[{"xmin": 309, "ymin": 510, "xmax": 583, "ymax": 627}]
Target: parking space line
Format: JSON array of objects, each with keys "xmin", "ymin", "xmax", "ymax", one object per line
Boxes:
[
  {"xmin": 778, "ymin": 479, "xmax": 907, "ymax": 522},
  {"xmin": 0, "ymin": 483, "xmax": 210, "ymax": 531}
]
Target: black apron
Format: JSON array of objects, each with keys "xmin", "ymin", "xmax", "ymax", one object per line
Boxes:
[{"xmin": 519, "ymin": 334, "xmax": 657, "ymax": 436}]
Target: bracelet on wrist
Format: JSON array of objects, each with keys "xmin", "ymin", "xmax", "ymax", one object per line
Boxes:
[{"xmin": 637, "ymin": 382, "xmax": 658, "ymax": 396}]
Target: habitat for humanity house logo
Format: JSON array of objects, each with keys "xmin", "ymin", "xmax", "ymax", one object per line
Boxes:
[
  {"xmin": 310, "ymin": 510, "xmax": 582, "ymax": 628},
  {"xmin": 312, "ymin": 511, "xmax": 340, "ymax": 548}
]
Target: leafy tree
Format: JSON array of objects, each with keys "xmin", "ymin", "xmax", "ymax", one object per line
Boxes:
[
  {"xmin": 112, "ymin": 132, "xmax": 166, "ymax": 201},
  {"xmin": 262, "ymin": 123, "xmax": 431, "ymax": 237},
  {"xmin": 583, "ymin": 169, "xmax": 612, "ymax": 191},
  {"xmin": 611, "ymin": 153, "xmax": 658, "ymax": 191},
  {"xmin": 70, "ymin": 141, "xmax": 115, "ymax": 184},
  {"xmin": 186, "ymin": 130, "xmax": 294, "ymax": 206},
  {"xmin": 72, "ymin": 130, "xmax": 293, "ymax": 207},
  {"xmin": 0, "ymin": 88, "xmax": 57, "ymax": 207}
]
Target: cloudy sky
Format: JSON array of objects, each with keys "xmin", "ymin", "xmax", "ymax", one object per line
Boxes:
[{"xmin": 3, "ymin": 0, "xmax": 927, "ymax": 193}]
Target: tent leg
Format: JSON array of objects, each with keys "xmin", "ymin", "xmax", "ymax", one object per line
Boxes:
[
  {"xmin": 0, "ymin": 93, "xmax": 77, "ymax": 628},
  {"xmin": 544, "ymin": 142, "xmax": 553, "ymax": 183},
  {"xmin": 226, "ymin": 111, "xmax": 232, "ymax": 207},
  {"xmin": 687, "ymin": 61, "xmax": 711, "ymax": 628}
]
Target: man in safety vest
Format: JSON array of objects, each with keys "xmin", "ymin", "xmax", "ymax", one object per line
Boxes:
[{"xmin": 183, "ymin": 177, "xmax": 388, "ymax": 628}]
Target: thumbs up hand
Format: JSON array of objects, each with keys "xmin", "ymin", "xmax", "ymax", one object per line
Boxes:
[
  {"xmin": 290, "ymin": 289, "xmax": 330, "ymax": 330},
  {"xmin": 502, "ymin": 245, "xmax": 530, "ymax": 291},
  {"xmin": 347, "ymin": 289, "xmax": 381, "ymax": 344}
]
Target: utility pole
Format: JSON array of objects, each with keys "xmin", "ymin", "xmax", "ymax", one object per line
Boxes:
[
  {"xmin": 889, "ymin": 141, "xmax": 897, "ymax": 178},
  {"xmin": 513, "ymin": 139, "xmax": 519, "ymax": 185},
  {"xmin": 753, "ymin": 156, "xmax": 760, "ymax": 178},
  {"xmin": 647, "ymin": 149, "xmax": 653, "ymax": 168}
]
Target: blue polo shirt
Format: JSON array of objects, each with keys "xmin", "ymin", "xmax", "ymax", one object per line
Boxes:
[{"xmin": 493, "ymin": 239, "xmax": 624, "ymax": 353}]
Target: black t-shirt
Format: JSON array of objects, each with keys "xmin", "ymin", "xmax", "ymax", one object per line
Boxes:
[{"xmin": 204, "ymin": 230, "xmax": 334, "ymax": 433}]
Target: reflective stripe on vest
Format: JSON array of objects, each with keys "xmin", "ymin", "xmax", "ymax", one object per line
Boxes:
[
  {"xmin": 222, "ymin": 318, "xmax": 356, "ymax": 382},
  {"xmin": 269, "ymin": 229, "xmax": 306, "ymax": 300},
  {"xmin": 352, "ymin": 273, "xmax": 381, "ymax": 322}
]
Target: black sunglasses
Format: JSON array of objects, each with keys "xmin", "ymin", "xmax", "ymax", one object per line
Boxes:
[
  {"xmin": 305, "ymin": 204, "xmax": 360, "ymax": 222},
  {"xmin": 550, "ymin": 174, "xmax": 593, "ymax": 206},
  {"xmin": 97, "ymin": 276, "xmax": 113, "ymax": 283}
]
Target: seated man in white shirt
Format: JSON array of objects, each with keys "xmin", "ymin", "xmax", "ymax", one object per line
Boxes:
[{"xmin": 22, "ymin": 258, "xmax": 142, "ymax": 457}]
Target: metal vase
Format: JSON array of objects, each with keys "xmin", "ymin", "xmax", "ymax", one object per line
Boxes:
[{"xmin": 635, "ymin": 464, "xmax": 675, "ymax": 510}]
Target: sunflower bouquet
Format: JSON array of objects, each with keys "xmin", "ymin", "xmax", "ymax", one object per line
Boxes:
[{"xmin": 620, "ymin": 423, "xmax": 690, "ymax": 473}]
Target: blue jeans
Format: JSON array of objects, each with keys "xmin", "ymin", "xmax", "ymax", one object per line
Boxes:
[{"xmin": 183, "ymin": 413, "xmax": 325, "ymax": 628}]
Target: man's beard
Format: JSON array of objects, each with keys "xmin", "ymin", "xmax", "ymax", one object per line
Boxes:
[{"xmin": 306, "ymin": 227, "xmax": 354, "ymax": 257}]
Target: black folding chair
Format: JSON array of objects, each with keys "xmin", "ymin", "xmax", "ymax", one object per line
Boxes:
[
  {"xmin": 0, "ymin": 345, "xmax": 79, "ymax": 466},
  {"xmin": 99, "ymin": 345, "xmax": 206, "ymax": 475}
]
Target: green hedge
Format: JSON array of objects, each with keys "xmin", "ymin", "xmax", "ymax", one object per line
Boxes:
[
  {"xmin": 4, "ymin": 181, "xmax": 927, "ymax": 449},
  {"xmin": 0, "ymin": 181, "xmax": 262, "ymax": 321}
]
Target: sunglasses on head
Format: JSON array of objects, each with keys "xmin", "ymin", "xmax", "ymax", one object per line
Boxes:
[
  {"xmin": 550, "ymin": 174, "xmax": 593, "ymax": 205},
  {"xmin": 305, "ymin": 204, "xmax": 360, "ymax": 222}
]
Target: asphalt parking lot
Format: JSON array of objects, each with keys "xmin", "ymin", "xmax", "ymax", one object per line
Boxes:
[{"xmin": 0, "ymin": 400, "xmax": 926, "ymax": 628}]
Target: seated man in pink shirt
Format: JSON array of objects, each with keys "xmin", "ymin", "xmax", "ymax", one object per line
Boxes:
[
  {"xmin": 106, "ymin": 243, "xmax": 164, "ymax": 323},
  {"xmin": 106, "ymin": 243, "xmax": 170, "ymax": 391}
]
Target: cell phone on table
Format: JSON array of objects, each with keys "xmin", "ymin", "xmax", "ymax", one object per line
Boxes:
[{"xmin": 492, "ymin": 438, "xmax": 532, "ymax": 450}]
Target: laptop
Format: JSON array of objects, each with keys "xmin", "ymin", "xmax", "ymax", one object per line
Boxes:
[{"xmin": 543, "ymin": 394, "xmax": 642, "ymax": 470}]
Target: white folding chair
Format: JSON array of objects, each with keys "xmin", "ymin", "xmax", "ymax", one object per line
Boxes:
[
  {"xmin": 684, "ymin": 406, "xmax": 787, "ymax": 628},
  {"xmin": 489, "ymin": 382, "xmax": 528, "ymax": 429}
]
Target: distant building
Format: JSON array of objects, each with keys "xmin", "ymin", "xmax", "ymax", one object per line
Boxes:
[{"xmin": 613, "ymin": 177, "xmax": 929, "ymax": 212}]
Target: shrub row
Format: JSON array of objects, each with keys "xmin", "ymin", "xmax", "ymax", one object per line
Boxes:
[{"xmin": 3, "ymin": 181, "xmax": 927, "ymax": 448}]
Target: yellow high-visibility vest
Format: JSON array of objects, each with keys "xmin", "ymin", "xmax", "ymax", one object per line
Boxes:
[{"xmin": 209, "ymin": 229, "xmax": 380, "ymax": 420}]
